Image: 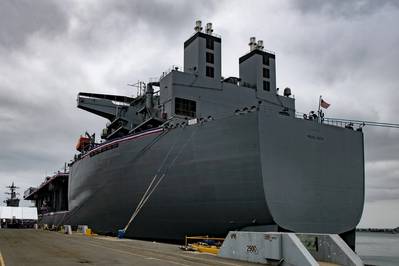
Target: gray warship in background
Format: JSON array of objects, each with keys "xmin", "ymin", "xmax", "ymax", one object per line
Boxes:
[
  {"xmin": 25, "ymin": 21, "xmax": 364, "ymax": 250},
  {"xmin": 4, "ymin": 182, "xmax": 20, "ymax": 207}
]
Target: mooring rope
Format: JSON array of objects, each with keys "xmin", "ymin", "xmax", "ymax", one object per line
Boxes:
[
  {"xmin": 121, "ymin": 126, "xmax": 198, "ymax": 234},
  {"xmin": 57, "ymin": 128, "xmax": 168, "ymax": 227}
]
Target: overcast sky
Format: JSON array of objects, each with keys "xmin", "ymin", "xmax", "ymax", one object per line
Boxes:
[{"xmin": 0, "ymin": 0, "xmax": 398, "ymax": 228}]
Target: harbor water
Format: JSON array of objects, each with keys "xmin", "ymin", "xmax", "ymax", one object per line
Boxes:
[{"xmin": 356, "ymin": 232, "xmax": 399, "ymax": 266}]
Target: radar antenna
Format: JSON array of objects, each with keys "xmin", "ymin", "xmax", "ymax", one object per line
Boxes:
[{"xmin": 128, "ymin": 81, "xmax": 146, "ymax": 97}]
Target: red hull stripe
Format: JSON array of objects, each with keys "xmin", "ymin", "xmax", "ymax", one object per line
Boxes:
[
  {"xmin": 83, "ymin": 127, "xmax": 164, "ymax": 159},
  {"xmin": 26, "ymin": 128, "xmax": 164, "ymax": 199}
]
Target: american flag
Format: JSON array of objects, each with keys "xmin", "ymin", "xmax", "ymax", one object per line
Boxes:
[{"xmin": 320, "ymin": 98, "xmax": 330, "ymax": 109}]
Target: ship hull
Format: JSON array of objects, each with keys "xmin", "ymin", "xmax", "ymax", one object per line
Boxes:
[{"xmin": 40, "ymin": 112, "xmax": 364, "ymax": 246}]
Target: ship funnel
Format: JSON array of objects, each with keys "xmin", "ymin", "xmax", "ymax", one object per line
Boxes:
[
  {"xmin": 206, "ymin": 23, "xmax": 213, "ymax": 34},
  {"xmin": 194, "ymin": 20, "xmax": 203, "ymax": 32},
  {"xmin": 249, "ymin": 37, "xmax": 257, "ymax": 51},
  {"xmin": 257, "ymin": 40, "xmax": 264, "ymax": 50}
]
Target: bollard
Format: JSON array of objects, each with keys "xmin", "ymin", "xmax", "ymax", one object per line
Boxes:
[
  {"xmin": 34, "ymin": 224, "xmax": 38, "ymax": 230},
  {"xmin": 117, "ymin": 229, "xmax": 125, "ymax": 239},
  {"xmin": 78, "ymin": 225, "xmax": 88, "ymax": 234},
  {"xmin": 64, "ymin": 225, "xmax": 72, "ymax": 235}
]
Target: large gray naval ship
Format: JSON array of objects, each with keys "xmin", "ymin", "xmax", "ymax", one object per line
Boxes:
[{"xmin": 25, "ymin": 21, "xmax": 364, "ymax": 249}]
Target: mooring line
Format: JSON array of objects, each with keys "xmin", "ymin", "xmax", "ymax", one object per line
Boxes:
[{"xmin": 122, "ymin": 126, "xmax": 198, "ymax": 234}]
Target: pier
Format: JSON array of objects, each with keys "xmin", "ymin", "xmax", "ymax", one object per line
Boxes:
[{"xmin": 0, "ymin": 229, "xmax": 257, "ymax": 266}]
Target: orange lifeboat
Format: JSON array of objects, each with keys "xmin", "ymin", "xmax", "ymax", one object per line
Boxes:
[{"xmin": 76, "ymin": 136, "xmax": 90, "ymax": 152}]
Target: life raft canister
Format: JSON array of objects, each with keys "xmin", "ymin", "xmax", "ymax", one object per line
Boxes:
[{"xmin": 76, "ymin": 136, "xmax": 90, "ymax": 152}]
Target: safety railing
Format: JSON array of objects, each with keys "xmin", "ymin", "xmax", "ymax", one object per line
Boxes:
[
  {"xmin": 295, "ymin": 112, "xmax": 365, "ymax": 130},
  {"xmin": 160, "ymin": 65, "xmax": 183, "ymax": 80}
]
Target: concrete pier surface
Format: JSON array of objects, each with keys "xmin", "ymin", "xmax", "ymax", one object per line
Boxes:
[{"xmin": 0, "ymin": 229, "xmax": 257, "ymax": 266}]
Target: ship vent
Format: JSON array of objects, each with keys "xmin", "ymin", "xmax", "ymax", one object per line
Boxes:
[
  {"xmin": 194, "ymin": 20, "xmax": 203, "ymax": 32},
  {"xmin": 284, "ymin": 87, "xmax": 292, "ymax": 97},
  {"xmin": 249, "ymin": 37, "xmax": 257, "ymax": 51},
  {"xmin": 257, "ymin": 40, "xmax": 264, "ymax": 50},
  {"xmin": 206, "ymin": 23, "xmax": 213, "ymax": 34}
]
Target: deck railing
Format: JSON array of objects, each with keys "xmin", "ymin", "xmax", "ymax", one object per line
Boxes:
[
  {"xmin": 160, "ymin": 65, "xmax": 183, "ymax": 80},
  {"xmin": 295, "ymin": 112, "xmax": 365, "ymax": 130}
]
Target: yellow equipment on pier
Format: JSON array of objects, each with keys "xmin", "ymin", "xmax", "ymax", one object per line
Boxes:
[{"xmin": 184, "ymin": 236, "xmax": 225, "ymax": 255}]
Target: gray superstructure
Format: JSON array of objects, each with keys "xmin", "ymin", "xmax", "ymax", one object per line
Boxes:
[{"xmin": 26, "ymin": 21, "xmax": 364, "ymax": 250}]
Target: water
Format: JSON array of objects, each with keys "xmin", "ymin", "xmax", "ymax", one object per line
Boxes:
[{"xmin": 356, "ymin": 232, "xmax": 399, "ymax": 266}]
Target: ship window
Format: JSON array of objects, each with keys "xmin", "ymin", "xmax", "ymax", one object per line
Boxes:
[
  {"xmin": 206, "ymin": 52, "xmax": 214, "ymax": 64},
  {"xmin": 175, "ymin": 97, "xmax": 196, "ymax": 117},
  {"xmin": 263, "ymin": 55, "xmax": 269, "ymax": 66},
  {"xmin": 206, "ymin": 38, "xmax": 214, "ymax": 50},
  {"xmin": 263, "ymin": 81, "xmax": 270, "ymax": 91},
  {"xmin": 206, "ymin": 66, "xmax": 214, "ymax": 78},
  {"xmin": 263, "ymin": 68, "xmax": 270, "ymax": 78}
]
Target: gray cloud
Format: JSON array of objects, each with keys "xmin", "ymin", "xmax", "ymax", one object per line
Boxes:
[
  {"xmin": 292, "ymin": 0, "xmax": 399, "ymax": 18},
  {"xmin": 59, "ymin": 0, "xmax": 220, "ymax": 52},
  {"xmin": 0, "ymin": 0, "xmax": 68, "ymax": 50},
  {"xmin": 365, "ymin": 128, "xmax": 399, "ymax": 162},
  {"xmin": 365, "ymin": 160, "xmax": 399, "ymax": 202}
]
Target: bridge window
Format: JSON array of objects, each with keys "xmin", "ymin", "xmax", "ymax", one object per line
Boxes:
[
  {"xmin": 206, "ymin": 66, "xmax": 214, "ymax": 78},
  {"xmin": 263, "ymin": 81, "xmax": 270, "ymax": 91},
  {"xmin": 263, "ymin": 55, "xmax": 269, "ymax": 65},
  {"xmin": 206, "ymin": 52, "xmax": 214, "ymax": 64},
  {"xmin": 175, "ymin": 98, "xmax": 196, "ymax": 117},
  {"xmin": 206, "ymin": 38, "xmax": 214, "ymax": 50},
  {"xmin": 263, "ymin": 68, "xmax": 270, "ymax": 78}
]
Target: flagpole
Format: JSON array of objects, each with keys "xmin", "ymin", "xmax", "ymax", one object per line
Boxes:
[
  {"xmin": 318, "ymin": 95, "xmax": 322, "ymax": 115},
  {"xmin": 318, "ymin": 95, "xmax": 322, "ymax": 122}
]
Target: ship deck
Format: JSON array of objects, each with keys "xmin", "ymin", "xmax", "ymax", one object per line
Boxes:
[{"xmin": 0, "ymin": 229, "xmax": 258, "ymax": 266}]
